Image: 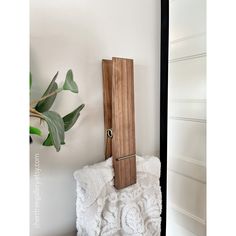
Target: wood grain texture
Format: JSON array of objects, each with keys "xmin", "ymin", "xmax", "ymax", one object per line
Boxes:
[
  {"xmin": 112, "ymin": 57, "xmax": 136, "ymax": 189},
  {"xmin": 102, "ymin": 60, "xmax": 113, "ymax": 159},
  {"xmin": 102, "ymin": 57, "xmax": 136, "ymax": 189}
]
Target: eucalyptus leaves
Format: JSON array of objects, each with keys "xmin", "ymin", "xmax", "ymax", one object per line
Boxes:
[{"xmin": 30, "ymin": 70, "xmax": 85, "ymax": 152}]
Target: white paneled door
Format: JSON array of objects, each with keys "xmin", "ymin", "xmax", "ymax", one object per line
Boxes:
[{"xmin": 167, "ymin": 0, "xmax": 206, "ymax": 235}]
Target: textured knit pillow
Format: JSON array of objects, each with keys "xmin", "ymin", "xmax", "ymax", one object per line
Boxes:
[{"xmin": 74, "ymin": 156, "xmax": 162, "ymax": 236}]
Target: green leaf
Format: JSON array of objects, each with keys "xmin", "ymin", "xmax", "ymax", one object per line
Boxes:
[
  {"xmin": 42, "ymin": 134, "xmax": 52, "ymax": 146},
  {"xmin": 63, "ymin": 70, "xmax": 78, "ymax": 93},
  {"xmin": 35, "ymin": 72, "xmax": 59, "ymax": 112},
  {"xmin": 42, "ymin": 111, "xmax": 65, "ymax": 152},
  {"xmin": 30, "ymin": 126, "xmax": 42, "ymax": 136},
  {"xmin": 63, "ymin": 104, "xmax": 85, "ymax": 131},
  {"xmin": 43, "ymin": 104, "xmax": 85, "ymax": 146},
  {"xmin": 43, "ymin": 133, "xmax": 65, "ymax": 146},
  {"xmin": 30, "ymin": 72, "xmax": 32, "ymax": 90}
]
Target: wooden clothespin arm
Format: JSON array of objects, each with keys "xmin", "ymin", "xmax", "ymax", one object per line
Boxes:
[{"xmin": 102, "ymin": 57, "xmax": 136, "ymax": 190}]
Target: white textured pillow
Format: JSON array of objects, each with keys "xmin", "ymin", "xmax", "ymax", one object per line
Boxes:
[{"xmin": 74, "ymin": 156, "xmax": 162, "ymax": 236}]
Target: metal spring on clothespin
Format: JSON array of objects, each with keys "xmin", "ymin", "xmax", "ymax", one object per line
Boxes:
[
  {"xmin": 105, "ymin": 129, "xmax": 113, "ymax": 158},
  {"xmin": 106, "ymin": 129, "xmax": 113, "ymax": 138}
]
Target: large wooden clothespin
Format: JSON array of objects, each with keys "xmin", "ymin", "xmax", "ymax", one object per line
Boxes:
[{"xmin": 102, "ymin": 57, "xmax": 136, "ymax": 190}]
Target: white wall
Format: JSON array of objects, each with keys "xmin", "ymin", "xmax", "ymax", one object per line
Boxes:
[{"xmin": 30, "ymin": 0, "xmax": 160, "ymax": 235}]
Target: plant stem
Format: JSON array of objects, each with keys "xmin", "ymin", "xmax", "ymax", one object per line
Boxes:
[
  {"xmin": 30, "ymin": 108, "xmax": 44, "ymax": 120},
  {"xmin": 30, "ymin": 107, "xmax": 42, "ymax": 115},
  {"xmin": 30, "ymin": 113, "xmax": 44, "ymax": 119},
  {"xmin": 30, "ymin": 88, "xmax": 63, "ymax": 106}
]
